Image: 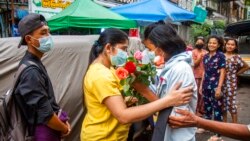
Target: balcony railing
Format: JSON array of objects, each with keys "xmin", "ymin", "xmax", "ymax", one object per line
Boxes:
[
  {"xmin": 178, "ymin": 0, "xmax": 193, "ymax": 11},
  {"xmin": 0, "ymin": 0, "xmax": 28, "ymax": 6},
  {"xmin": 0, "ymin": 0, "xmax": 28, "ymax": 3}
]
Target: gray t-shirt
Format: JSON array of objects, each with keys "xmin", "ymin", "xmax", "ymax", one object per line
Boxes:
[
  {"xmin": 151, "ymin": 52, "xmax": 197, "ymax": 141},
  {"xmin": 162, "ymin": 61, "xmax": 197, "ymax": 141}
]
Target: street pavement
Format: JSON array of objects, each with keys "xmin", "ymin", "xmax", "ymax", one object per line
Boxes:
[{"xmin": 195, "ymin": 77, "xmax": 250, "ymax": 141}]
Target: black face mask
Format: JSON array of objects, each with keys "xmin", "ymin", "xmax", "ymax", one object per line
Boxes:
[{"xmin": 195, "ymin": 44, "xmax": 204, "ymax": 49}]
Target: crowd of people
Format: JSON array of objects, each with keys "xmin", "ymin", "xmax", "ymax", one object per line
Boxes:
[
  {"xmin": 185, "ymin": 34, "xmax": 250, "ymax": 141},
  {"xmin": 12, "ymin": 13, "xmax": 250, "ymax": 141}
]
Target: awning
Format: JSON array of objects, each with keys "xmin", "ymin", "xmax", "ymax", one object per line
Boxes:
[
  {"xmin": 48, "ymin": 0, "xmax": 137, "ymax": 31},
  {"xmin": 111, "ymin": 0, "xmax": 196, "ymax": 23},
  {"xmin": 224, "ymin": 20, "xmax": 250, "ymax": 36}
]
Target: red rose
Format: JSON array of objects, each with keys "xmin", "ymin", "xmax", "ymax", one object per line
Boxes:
[
  {"xmin": 124, "ymin": 61, "xmax": 136, "ymax": 74},
  {"xmin": 116, "ymin": 67, "xmax": 129, "ymax": 80}
]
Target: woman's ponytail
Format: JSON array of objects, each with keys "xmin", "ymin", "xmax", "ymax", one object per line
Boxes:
[{"xmin": 88, "ymin": 40, "xmax": 103, "ymax": 66}]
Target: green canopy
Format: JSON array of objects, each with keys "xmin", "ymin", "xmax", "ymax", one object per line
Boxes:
[{"xmin": 48, "ymin": 0, "xmax": 137, "ymax": 31}]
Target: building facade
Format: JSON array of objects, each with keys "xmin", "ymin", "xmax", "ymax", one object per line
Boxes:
[
  {"xmin": 0, "ymin": 0, "xmax": 28, "ymax": 37},
  {"xmin": 1, "ymin": 0, "xmax": 246, "ymax": 38},
  {"xmin": 198, "ymin": 0, "xmax": 245, "ymax": 23}
]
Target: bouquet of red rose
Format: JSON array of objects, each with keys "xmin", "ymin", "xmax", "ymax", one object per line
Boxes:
[{"xmin": 115, "ymin": 50, "xmax": 157, "ymax": 105}]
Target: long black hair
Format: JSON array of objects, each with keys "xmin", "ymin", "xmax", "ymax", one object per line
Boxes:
[
  {"xmin": 225, "ymin": 38, "xmax": 239, "ymax": 54},
  {"xmin": 87, "ymin": 28, "xmax": 128, "ymax": 67},
  {"xmin": 195, "ymin": 36, "xmax": 205, "ymax": 43},
  {"xmin": 145, "ymin": 23, "xmax": 186, "ymax": 57},
  {"xmin": 206, "ymin": 35, "xmax": 224, "ymax": 52},
  {"xmin": 144, "ymin": 20, "xmax": 165, "ymax": 40}
]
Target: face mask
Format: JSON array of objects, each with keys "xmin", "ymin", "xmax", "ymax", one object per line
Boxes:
[
  {"xmin": 195, "ymin": 44, "xmax": 204, "ymax": 49},
  {"xmin": 30, "ymin": 35, "xmax": 54, "ymax": 53},
  {"xmin": 148, "ymin": 51, "xmax": 156, "ymax": 61},
  {"xmin": 110, "ymin": 48, "xmax": 128, "ymax": 66}
]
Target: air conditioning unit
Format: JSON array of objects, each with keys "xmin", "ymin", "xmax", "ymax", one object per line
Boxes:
[{"xmin": 207, "ymin": 0, "xmax": 218, "ymax": 11}]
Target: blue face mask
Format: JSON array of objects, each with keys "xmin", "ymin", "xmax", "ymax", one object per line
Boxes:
[
  {"xmin": 111, "ymin": 48, "xmax": 127, "ymax": 66},
  {"xmin": 31, "ymin": 35, "xmax": 54, "ymax": 53}
]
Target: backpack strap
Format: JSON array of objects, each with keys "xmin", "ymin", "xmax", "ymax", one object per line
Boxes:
[
  {"xmin": 9, "ymin": 61, "xmax": 40, "ymax": 135},
  {"xmin": 18, "ymin": 61, "xmax": 41, "ymax": 134},
  {"xmin": 12, "ymin": 61, "xmax": 39, "ymax": 89},
  {"xmin": 2, "ymin": 62, "xmax": 35, "ymax": 129}
]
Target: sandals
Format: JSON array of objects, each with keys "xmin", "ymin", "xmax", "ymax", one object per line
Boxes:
[{"xmin": 207, "ymin": 135, "xmax": 224, "ymax": 141}]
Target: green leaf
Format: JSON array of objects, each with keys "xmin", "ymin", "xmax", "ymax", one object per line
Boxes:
[
  {"xmin": 124, "ymin": 89, "xmax": 133, "ymax": 97},
  {"xmin": 126, "ymin": 77, "xmax": 132, "ymax": 85},
  {"xmin": 123, "ymin": 84, "xmax": 130, "ymax": 92},
  {"xmin": 140, "ymin": 64, "xmax": 148, "ymax": 70},
  {"xmin": 120, "ymin": 79, "xmax": 126, "ymax": 85},
  {"xmin": 139, "ymin": 71, "xmax": 147, "ymax": 75},
  {"xmin": 136, "ymin": 66, "xmax": 141, "ymax": 71},
  {"xmin": 151, "ymin": 66, "xmax": 156, "ymax": 71},
  {"xmin": 130, "ymin": 50, "xmax": 135, "ymax": 56},
  {"xmin": 130, "ymin": 75, "xmax": 136, "ymax": 84},
  {"xmin": 127, "ymin": 57, "xmax": 136, "ymax": 62},
  {"xmin": 150, "ymin": 76, "xmax": 155, "ymax": 84}
]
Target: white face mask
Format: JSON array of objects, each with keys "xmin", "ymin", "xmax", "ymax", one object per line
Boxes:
[
  {"xmin": 141, "ymin": 49, "xmax": 156, "ymax": 64},
  {"xmin": 30, "ymin": 35, "xmax": 54, "ymax": 53},
  {"xmin": 148, "ymin": 50, "xmax": 156, "ymax": 61}
]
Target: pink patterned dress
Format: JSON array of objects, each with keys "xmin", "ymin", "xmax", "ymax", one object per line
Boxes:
[{"xmin": 222, "ymin": 55, "xmax": 244, "ymax": 114}]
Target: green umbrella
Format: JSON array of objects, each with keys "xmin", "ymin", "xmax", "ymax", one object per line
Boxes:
[{"xmin": 48, "ymin": 0, "xmax": 137, "ymax": 31}]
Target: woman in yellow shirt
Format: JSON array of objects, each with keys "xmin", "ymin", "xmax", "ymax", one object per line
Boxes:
[{"xmin": 81, "ymin": 28, "xmax": 193, "ymax": 141}]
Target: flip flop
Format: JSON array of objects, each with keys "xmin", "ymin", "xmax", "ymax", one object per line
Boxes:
[{"xmin": 207, "ymin": 135, "xmax": 224, "ymax": 141}]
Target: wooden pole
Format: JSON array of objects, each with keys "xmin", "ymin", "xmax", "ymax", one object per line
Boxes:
[{"xmin": 5, "ymin": 0, "xmax": 9, "ymax": 37}]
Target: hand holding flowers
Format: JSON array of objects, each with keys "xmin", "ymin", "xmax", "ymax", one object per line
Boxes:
[{"xmin": 115, "ymin": 50, "xmax": 157, "ymax": 105}]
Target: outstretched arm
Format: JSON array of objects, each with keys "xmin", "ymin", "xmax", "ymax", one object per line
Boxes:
[
  {"xmin": 104, "ymin": 84, "xmax": 193, "ymax": 124},
  {"xmin": 169, "ymin": 109, "xmax": 250, "ymax": 140}
]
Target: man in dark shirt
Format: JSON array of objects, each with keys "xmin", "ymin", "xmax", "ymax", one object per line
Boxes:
[{"xmin": 14, "ymin": 13, "xmax": 70, "ymax": 140}]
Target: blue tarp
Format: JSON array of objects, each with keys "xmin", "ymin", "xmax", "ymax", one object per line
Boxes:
[{"xmin": 111, "ymin": 0, "xmax": 196, "ymax": 23}]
